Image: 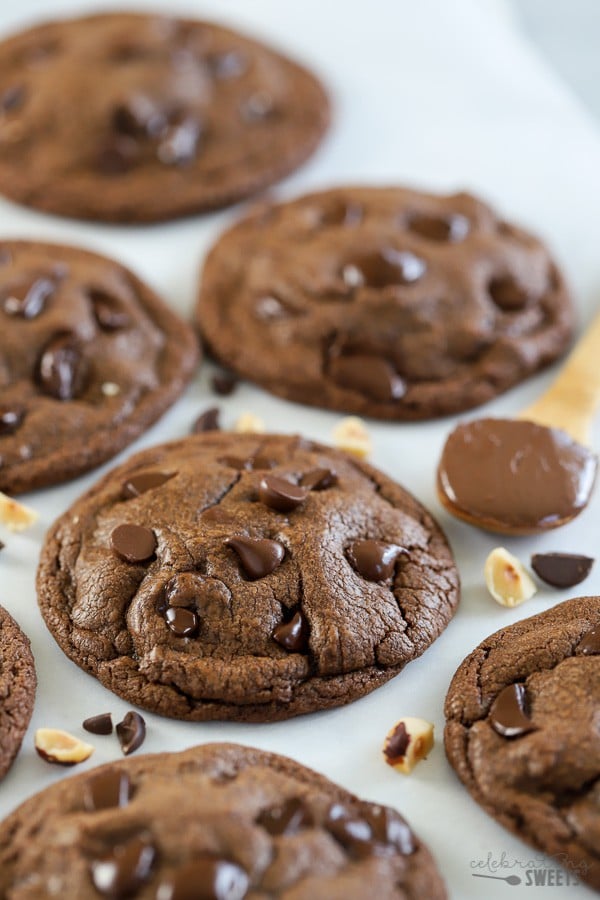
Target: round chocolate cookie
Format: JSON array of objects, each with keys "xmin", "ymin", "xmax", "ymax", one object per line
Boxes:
[
  {"xmin": 0, "ymin": 13, "xmax": 329, "ymax": 223},
  {"xmin": 197, "ymin": 187, "xmax": 574, "ymax": 419},
  {"xmin": 0, "ymin": 241, "xmax": 198, "ymax": 494},
  {"xmin": 37, "ymin": 432, "xmax": 459, "ymax": 721},
  {"xmin": 0, "ymin": 742, "xmax": 446, "ymax": 899},
  {"xmin": 444, "ymin": 597, "xmax": 600, "ymax": 890},
  {"xmin": 0, "ymin": 605, "xmax": 36, "ymax": 781}
]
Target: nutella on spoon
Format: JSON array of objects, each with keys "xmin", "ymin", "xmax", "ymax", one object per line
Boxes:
[{"xmin": 437, "ymin": 312, "xmax": 600, "ymax": 534}]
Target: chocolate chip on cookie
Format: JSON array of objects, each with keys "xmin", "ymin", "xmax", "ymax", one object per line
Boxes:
[
  {"xmin": 197, "ymin": 187, "xmax": 574, "ymax": 419},
  {"xmin": 0, "ymin": 240, "xmax": 198, "ymax": 494},
  {"xmin": 0, "ymin": 743, "xmax": 447, "ymax": 898},
  {"xmin": 0, "ymin": 605, "xmax": 36, "ymax": 781},
  {"xmin": 0, "ymin": 13, "xmax": 329, "ymax": 222},
  {"xmin": 37, "ymin": 432, "xmax": 459, "ymax": 722}
]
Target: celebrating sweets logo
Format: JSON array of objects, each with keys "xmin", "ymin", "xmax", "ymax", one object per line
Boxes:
[{"xmin": 470, "ymin": 852, "xmax": 589, "ymax": 888}]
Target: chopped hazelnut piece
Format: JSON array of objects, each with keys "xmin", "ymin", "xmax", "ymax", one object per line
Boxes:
[
  {"xmin": 332, "ymin": 416, "xmax": 372, "ymax": 458},
  {"xmin": 35, "ymin": 728, "xmax": 94, "ymax": 766},
  {"xmin": 484, "ymin": 547, "xmax": 537, "ymax": 607},
  {"xmin": 383, "ymin": 717, "xmax": 434, "ymax": 774}
]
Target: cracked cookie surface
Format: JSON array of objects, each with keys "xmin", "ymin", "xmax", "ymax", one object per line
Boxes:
[
  {"xmin": 0, "ymin": 12, "xmax": 329, "ymax": 222},
  {"xmin": 37, "ymin": 432, "xmax": 459, "ymax": 721},
  {"xmin": 444, "ymin": 597, "xmax": 600, "ymax": 890},
  {"xmin": 0, "ymin": 742, "xmax": 447, "ymax": 899},
  {"xmin": 0, "ymin": 605, "xmax": 36, "ymax": 781},
  {"xmin": 197, "ymin": 186, "xmax": 574, "ymax": 419},
  {"xmin": 0, "ymin": 240, "xmax": 198, "ymax": 494}
]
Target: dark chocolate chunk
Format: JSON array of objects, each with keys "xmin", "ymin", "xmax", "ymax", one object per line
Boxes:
[
  {"xmin": 83, "ymin": 713, "xmax": 113, "ymax": 735},
  {"xmin": 329, "ymin": 356, "xmax": 406, "ymax": 402},
  {"xmin": 192, "ymin": 406, "xmax": 221, "ymax": 433},
  {"xmin": 0, "ymin": 406, "xmax": 25, "ymax": 436},
  {"xmin": 122, "ymin": 471, "xmax": 174, "ymax": 499},
  {"xmin": 577, "ymin": 625, "xmax": 600, "ymax": 656},
  {"xmin": 3, "ymin": 277, "xmax": 54, "ymax": 318},
  {"xmin": 36, "ymin": 332, "xmax": 88, "ymax": 400},
  {"xmin": 165, "ymin": 606, "xmax": 199, "ymax": 638},
  {"xmin": 383, "ymin": 721, "xmax": 410, "ymax": 763},
  {"xmin": 89, "ymin": 288, "xmax": 130, "ymax": 330},
  {"xmin": 111, "ymin": 524, "xmax": 156, "ymax": 563},
  {"xmin": 83, "ymin": 769, "xmax": 131, "ymax": 811},
  {"xmin": 272, "ymin": 610, "xmax": 309, "ymax": 652},
  {"xmin": 257, "ymin": 797, "xmax": 313, "ymax": 836},
  {"xmin": 258, "ymin": 475, "xmax": 308, "ymax": 512},
  {"xmin": 347, "ymin": 540, "xmax": 404, "ymax": 581},
  {"xmin": 155, "ymin": 858, "xmax": 249, "ymax": 900},
  {"xmin": 531, "ymin": 552, "xmax": 594, "ymax": 588},
  {"xmin": 90, "ymin": 835, "xmax": 155, "ymax": 898},
  {"xmin": 489, "ymin": 683, "xmax": 536, "ymax": 738},
  {"xmin": 225, "ymin": 536, "xmax": 285, "ymax": 579},
  {"xmin": 116, "ymin": 711, "xmax": 146, "ymax": 756},
  {"xmin": 408, "ymin": 212, "xmax": 469, "ymax": 242},
  {"xmin": 299, "ymin": 467, "xmax": 337, "ymax": 491},
  {"xmin": 0, "ymin": 540, "xmax": 4, "ymax": 551},
  {"xmin": 211, "ymin": 371, "xmax": 238, "ymax": 396}
]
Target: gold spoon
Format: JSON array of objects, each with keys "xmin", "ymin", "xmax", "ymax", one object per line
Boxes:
[{"xmin": 437, "ymin": 311, "xmax": 600, "ymax": 535}]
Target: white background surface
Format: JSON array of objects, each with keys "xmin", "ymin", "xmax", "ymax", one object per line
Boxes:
[{"xmin": 1, "ymin": 2, "xmax": 599, "ymax": 898}]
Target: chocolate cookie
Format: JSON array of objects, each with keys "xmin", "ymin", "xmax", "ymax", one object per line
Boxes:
[
  {"xmin": 37, "ymin": 432, "xmax": 459, "ymax": 721},
  {"xmin": 0, "ymin": 605, "xmax": 36, "ymax": 781},
  {"xmin": 197, "ymin": 187, "xmax": 574, "ymax": 419},
  {"xmin": 0, "ymin": 13, "xmax": 329, "ymax": 223},
  {"xmin": 0, "ymin": 241, "xmax": 198, "ymax": 494},
  {"xmin": 0, "ymin": 742, "xmax": 446, "ymax": 899},
  {"xmin": 444, "ymin": 597, "xmax": 600, "ymax": 890}
]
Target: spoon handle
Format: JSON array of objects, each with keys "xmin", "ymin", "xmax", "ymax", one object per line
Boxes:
[{"xmin": 519, "ymin": 310, "xmax": 600, "ymax": 444}]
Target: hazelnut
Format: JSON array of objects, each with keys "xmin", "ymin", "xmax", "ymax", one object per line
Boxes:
[
  {"xmin": 383, "ymin": 717, "xmax": 434, "ymax": 774},
  {"xmin": 484, "ymin": 547, "xmax": 536, "ymax": 607},
  {"xmin": 35, "ymin": 728, "xmax": 94, "ymax": 766},
  {"xmin": 332, "ymin": 416, "xmax": 372, "ymax": 458},
  {"xmin": 233, "ymin": 412, "xmax": 265, "ymax": 434},
  {"xmin": 0, "ymin": 491, "xmax": 38, "ymax": 531}
]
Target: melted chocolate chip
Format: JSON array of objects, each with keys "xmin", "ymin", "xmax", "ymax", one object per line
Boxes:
[
  {"xmin": 113, "ymin": 94, "xmax": 166, "ymax": 138},
  {"xmin": 116, "ymin": 711, "xmax": 146, "ymax": 756},
  {"xmin": 577, "ymin": 626, "xmax": 600, "ymax": 655},
  {"xmin": 272, "ymin": 610, "xmax": 310, "ymax": 652},
  {"xmin": 192, "ymin": 406, "xmax": 221, "ymax": 433},
  {"xmin": 226, "ymin": 536, "xmax": 285, "ymax": 580},
  {"xmin": 315, "ymin": 198, "xmax": 363, "ymax": 228},
  {"xmin": 90, "ymin": 835, "xmax": 155, "ymax": 898},
  {"xmin": 326, "ymin": 803, "xmax": 373, "ymax": 856},
  {"xmin": 258, "ymin": 475, "xmax": 308, "ymax": 512},
  {"xmin": 300, "ymin": 467, "xmax": 337, "ymax": 491},
  {"xmin": 257, "ymin": 797, "xmax": 313, "ymax": 835},
  {"xmin": 36, "ymin": 333, "xmax": 88, "ymax": 400},
  {"xmin": 208, "ymin": 49, "xmax": 247, "ymax": 80},
  {"xmin": 347, "ymin": 540, "xmax": 404, "ymax": 581},
  {"xmin": 342, "ymin": 248, "xmax": 426, "ymax": 289},
  {"xmin": 156, "ymin": 859, "xmax": 249, "ymax": 900},
  {"xmin": 3, "ymin": 277, "xmax": 54, "ymax": 318},
  {"xmin": 383, "ymin": 721, "xmax": 410, "ymax": 763},
  {"xmin": 0, "ymin": 405, "xmax": 25, "ymax": 436},
  {"xmin": 97, "ymin": 136, "xmax": 139, "ymax": 175},
  {"xmin": 111, "ymin": 524, "xmax": 156, "ymax": 563},
  {"xmin": 408, "ymin": 212, "xmax": 469, "ymax": 242},
  {"xmin": 83, "ymin": 769, "xmax": 131, "ymax": 812},
  {"xmin": 241, "ymin": 91, "xmax": 275, "ymax": 122},
  {"xmin": 365, "ymin": 805, "xmax": 415, "ymax": 855},
  {"xmin": 122, "ymin": 471, "xmax": 174, "ymax": 499},
  {"xmin": 211, "ymin": 371, "xmax": 238, "ymax": 396},
  {"xmin": 165, "ymin": 606, "xmax": 199, "ymax": 638},
  {"xmin": 329, "ymin": 355, "xmax": 406, "ymax": 402},
  {"xmin": 83, "ymin": 713, "xmax": 113, "ymax": 735},
  {"xmin": 490, "ymin": 683, "xmax": 536, "ymax": 738},
  {"xmin": 489, "ymin": 276, "xmax": 530, "ymax": 311},
  {"xmin": 157, "ymin": 116, "xmax": 202, "ymax": 166},
  {"xmin": 531, "ymin": 552, "xmax": 594, "ymax": 588},
  {"xmin": 0, "ymin": 84, "xmax": 25, "ymax": 112},
  {"xmin": 219, "ymin": 455, "xmax": 274, "ymax": 472},
  {"xmin": 90, "ymin": 288, "xmax": 130, "ymax": 331}
]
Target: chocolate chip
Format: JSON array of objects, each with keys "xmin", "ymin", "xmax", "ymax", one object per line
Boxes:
[
  {"xmin": 36, "ymin": 333, "xmax": 88, "ymax": 400},
  {"xmin": 211, "ymin": 371, "xmax": 238, "ymax": 396},
  {"xmin": 165, "ymin": 606, "xmax": 199, "ymax": 638},
  {"xmin": 192, "ymin": 406, "xmax": 221, "ymax": 433},
  {"xmin": 0, "ymin": 405, "xmax": 25, "ymax": 436},
  {"xmin": 225, "ymin": 536, "xmax": 285, "ymax": 579},
  {"xmin": 315, "ymin": 198, "xmax": 363, "ymax": 228},
  {"xmin": 3, "ymin": 277, "xmax": 54, "ymax": 318},
  {"xmin": 83, "ymin": 769, "xmax": 131, "ymax": 811},
  {"xmin": 122, "ymin": 471, "xmax": 175, "ymax": 499},
  {"xmin": 157, "ymin": 115, "xmax": 202, "ymax": 166},
  {"xmin": 90, "ymin": 288, "xmax": 130, "ymax": 330},
  {"xmin": 258, "ymin": 475, "xmax": 308, "ymax": 512},
  {"xmin": 408, "ymin": 212, "xmax": 469, "ymax": 242},
  {"xmin": 326, "ymin": 804, "xmax": 373, "ymax": 856},
  {"xmin": 241, "ymin": 91, "xmax": 275, "ymax": 122},
  {"xmin": 531, "ymin": 552, "xmax": 594, "ymax": 588},
  {"xmin": 257, "ymin": 797, "xmax": 313, "ymax": 836},
  {"xmin": 329, "ymin": 356, "xmax": 406, "ymax": 402},
  {"xmin": 347, "ymin": 540, "xmax": 405, "ymax": 581},
  {"xmin": 156, "ymin": 858, "xmax": 249, "ymax": 900},
  {"xmin": 490, "ymin": 683, "xmax": 536, "ymax": 738},
  {"xmin": 383, "ymin": 721, "xmax": 410, "ymax": 763},
  {"xmin": 116, "ymin": 711, "xmax": 146, "ymax": 756},
  {"xmin": 111, "ymin": 524, "xmax": 156, "ymax": 563},
  {"xmin": 113, "ymin": 94, "xmax": 166, "ymax": 138},
  {"xmin": 273, "ymin": 610, "xmax": 309, "ymax": 652},
  {"xmin": 300, "ymin": 467, "xmax": 337, "ymax": 491},
  {"xmin": 0, "ymin": 540, "xmax": 4, "ymax": 551},
  {"xmin": 342, "ymin": 248, "xmax": 426, "ymax": 289},
  {"xmin": 577, "ymin": 626, "xmax": 600, "ymax": 655},
  {"xmin": 219, "ymin": 455, "xmax": 252, "ymax": 471},
  {"xmin": 1, "ymin": 84, "xmax": 25, "ymax": 112},
  {"xmin": 365, "ymin": 805, "xmax": 415, "ymax": 855},
  {"xmin": 83, "ymin": 713, "xmax": 113, "ymax": 735},
  {"xmin": 90, "ymin": 835, "xmax": 155, "ymax": 898},
  {"xmin": 96, "ymin": 136, "xmax": 139, "ymax": 175},
  {"xmin": 489, "ymin": 276, "xmax": 530, "ymax": 311},
  {"xmin": 208, "ymin": 50, "xmax": 247, "ymax": 80}
]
